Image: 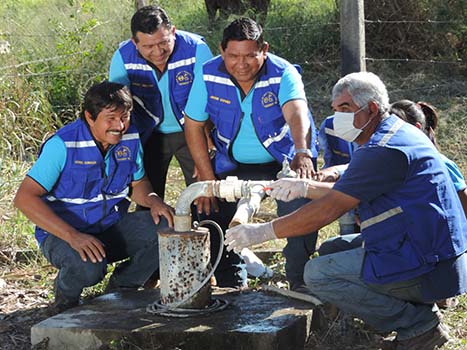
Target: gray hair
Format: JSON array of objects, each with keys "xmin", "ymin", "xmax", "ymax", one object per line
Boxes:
[{"xmin": 332, "ymin": 72, "xmax": 389, "ymax": 113}]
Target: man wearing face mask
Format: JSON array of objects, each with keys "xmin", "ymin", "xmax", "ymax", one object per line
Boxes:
[{"xmin": 224, "ymin": 71, "xmax": 467, "ymax": 349}]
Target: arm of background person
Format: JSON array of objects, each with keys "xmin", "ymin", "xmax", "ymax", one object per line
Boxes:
[
  {"xmin": 282, "ymin": 99, "xmax": 314, "ymax": 178},
  {"xmin": 318, "ymin": 118, "xmax": 333, "ymax": 169},
  {"xmin": 183, "ymin": 66, "xmax": 218, "ymax": 214},
  {"xmin": 108, "ymin": 49, "xmax": 131, "ymax": 86},
  {"xmin": 273, "ymin": 188, "xmax": 359, "ymax": 238},
  {"xmin": 184, "ymin": 116, "xmax": 219, "ymax": 214},
  {"xmin": 279, "ymin": 65, "xmax": 314, "ymax": 178}
]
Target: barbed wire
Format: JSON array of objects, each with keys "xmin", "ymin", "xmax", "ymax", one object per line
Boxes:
[
  {"xmin": 0, "ymin": 52, "xmax": 89, "ymax": 71},
  {"xmin": 365, "ymin": 57, "xmax": 464, "ymax": 65},
  {"xmin": 1, "ymin": 17, "xmax": 462, "ymax": 39},
  {"xmin": 0, "ymin": 70, "xmax": 105, "ymax": 78},
  {"xmin": 365, "ymin": 19, "xmax": 465, "ymax": 25},
  {"xmin": 389, "ymin": 82, "xmax": 466, "ymax": 95}
]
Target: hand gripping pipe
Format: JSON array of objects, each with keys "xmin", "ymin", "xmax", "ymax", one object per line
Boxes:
[{"xmin": 174, "ymin": 176, "xmax": 273, "ymax": 232}]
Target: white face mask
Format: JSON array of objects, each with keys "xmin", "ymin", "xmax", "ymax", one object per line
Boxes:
[{"xmin": 332, "ymin": 106, "xmax": 370, "ymax": 142}]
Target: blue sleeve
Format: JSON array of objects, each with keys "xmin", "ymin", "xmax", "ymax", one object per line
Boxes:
[
  {"xmin": 440, "ymin": 154, "xmax": 467, "ymax": 191},
  {"xmin": 27, "ymin": 136, "xmax": 66, "ymax": 192},
  {"xmin": 109, "ymin": 49, "xmax": 131, "ymax": 86},
  {"xmin": 318, "ymin": 119, "xmax": 332, "ymax": 168},
  {"xmin": 333, "ymin": 147, "xmax": 408, "ymax": 202},
  {"xmin": 132, "ymin": 141, "xmax": 146, "ymax": 181},
  {"xmin": 278, "ymin": 65, "xmax": 307, "ymax": 106},
  {"xmin": 194, "ymin": 41, "xmax": 213, "ymax": 76},
  {"xmin": 184, "ymin": 64, "xmax": 209, "ymax": 122}
]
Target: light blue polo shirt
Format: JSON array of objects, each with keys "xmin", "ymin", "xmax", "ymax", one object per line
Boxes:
[
  {"xmin": 185, "ymin": 59, "xmax": 307, "ymax": 163},
  {"xmin": 28, "ymin": 135, "xmax": 145, "ymax": 191},
  {"xmin": 109, "ymin": 40, "xmax": 212, "ymax": 133}
]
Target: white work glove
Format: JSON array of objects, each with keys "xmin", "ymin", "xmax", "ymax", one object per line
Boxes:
[
  {"xmin": 266, "ymin": 178, "xmax": 308, "ymax": 202},
  {"xmin": 225, "ymin": 222, "xmax": 277, "ymax": 254}
]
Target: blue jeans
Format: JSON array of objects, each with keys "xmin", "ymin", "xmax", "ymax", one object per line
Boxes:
[
  {"xmin": 41, "ymin": 211, "xmax": 166, "ymax": 301},
  {"xmin": 304, "ymin": 247, "xmax": 440, "ymax": 340},
  {"xmin": 337, "ymin": 210, "xmax": 357, "ymax": 235},
  {"xmin": 277, "ymin": 198, "xmax": 317, "ymax": 289}
]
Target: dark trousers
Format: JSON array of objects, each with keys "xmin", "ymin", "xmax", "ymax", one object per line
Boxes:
[
  {"xmin": 143, "ymin": 131, "xmax": 196, "ymax": 200},
  {"xmin": 41, "ymin": 211, "xmax": 166, "ymax": 301},
  {"xmin": 200, "ymin": 162, "xmax": 318, "ymax": 288}
]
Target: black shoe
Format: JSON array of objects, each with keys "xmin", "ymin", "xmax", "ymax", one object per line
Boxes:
[
  {"xmin": 46, "ymin": 298, "xmax": 79, "ymax": 316},
  {"xmin": 104, "ymin": 279, "xmax": 139, "ymax": 293},
  {"xmin": 383, "ymin": 323, "xmax": 450, "ymax": 350},
  {"xmin": 48, "ymin": 277, "xmax": 79, "ymax": 316}
]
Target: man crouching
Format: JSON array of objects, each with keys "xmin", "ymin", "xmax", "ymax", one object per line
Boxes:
[{"xmin": 14, "ymin": 81, "xmax": 174, "ymax": 314}]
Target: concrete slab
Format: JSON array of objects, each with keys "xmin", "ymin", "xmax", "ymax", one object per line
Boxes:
[{"xmin": 31, "ymin": 288, "xmax": 315, "ymax": 350}]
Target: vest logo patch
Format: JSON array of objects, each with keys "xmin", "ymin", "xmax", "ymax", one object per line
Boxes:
[
  {"xmin": 115, "ymin": 146, "xmax": 131, "ymax": 162},
  {"xmin": 176, "ymin": 71, "xmax": 193, "ymax": 86},
  {"xmin": 209, "ymin": 95, "xmax": 231, "ymax": 104},
  {"xmin": 261, "ymin": 92, "xmax": 278, "ymax": 108}
]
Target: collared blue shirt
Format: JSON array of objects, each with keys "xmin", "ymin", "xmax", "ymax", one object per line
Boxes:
[
  {"xmin": 109, "ymin": 39, "xmax": 212, "ymax": 133},
  {"xmin": 185, "ymin": 59, "xmax": 306, "ymax": 163}
]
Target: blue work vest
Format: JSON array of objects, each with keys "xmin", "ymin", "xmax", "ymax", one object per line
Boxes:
[
  {"xmin": 118, "ymin": 30, "xmax": 205, "ymax": 143},
  {"xmin": 320, "ymin": 116, "xmax": 354, "ymax": 167},
  {"xmin": 203, "ymin": 54, "xmax": 318, "ymax": 174},
  {"xmin": 358, "ymin": 115, "xmax": 467, "ymax": 284},
  {"xmin": 35, "ymin": 119, "xmax": 140, "ymax": 244}
]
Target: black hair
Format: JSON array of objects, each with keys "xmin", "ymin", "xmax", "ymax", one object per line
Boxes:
[
  {"xmin": 390, "ymin": 99, "xmax": 439, "ymax": 148},
  {"xmin": 390, "ymin": 99, "xmax": 426, "ymax": 129},
  {"xmin": 131, "ymin": 5, "xmax": 172, "ymax": 40},
  {"xmin": 221, "ymin": 17, "xmax": 264, "ymax": 51},
  {"xmin": 418, "ymin": 101, "xmax": 439, "ymax": 148},
  {"xmin": 80, "ymin": 81, "xmax": 132, "ymax": 122}
]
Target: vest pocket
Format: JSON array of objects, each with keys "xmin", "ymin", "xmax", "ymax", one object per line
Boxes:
[
  {"xmin": 365, "ymin": 233, "xmax": 422, "ymax": 279},
  {"xmin": 206, "ymin": 104, "xmax": 237, "ymax": 144}
]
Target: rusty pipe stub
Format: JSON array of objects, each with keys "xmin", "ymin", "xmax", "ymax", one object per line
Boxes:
[{"xmin": 158, "ymin": 227, "xmax": 212, "ymax": 309}]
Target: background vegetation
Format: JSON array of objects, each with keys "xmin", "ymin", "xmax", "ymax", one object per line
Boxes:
[{"xmin": 0, "ymin": 0, "xmax": 466, "ymax": 349}]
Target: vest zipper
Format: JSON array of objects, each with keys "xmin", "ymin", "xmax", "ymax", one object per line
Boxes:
[{"xmin": 228, "ymin": 111, "xmax": 244, "ymax": 162}]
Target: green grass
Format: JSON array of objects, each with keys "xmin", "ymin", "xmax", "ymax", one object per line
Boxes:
[{"xmin": 0, "ymin": 1, "xmax": 466, "ymax": 348}]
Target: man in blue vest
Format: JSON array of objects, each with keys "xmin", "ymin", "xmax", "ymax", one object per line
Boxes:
[
  {"xmin": 225, "ymin": 72, "xmax": 467, "ymax": 349},
  {"xmin": 109, "ymin": 5, "xmax": 213, "ymax": 203},
  {"xmin": 14, "ymin": 81, "xmax": 174, "ymax": 314},
  {"xmin": 318, "ymin": 116, "xmax": 358, "ymax": 236},
  {"xmin": 184, "ymin": 17, "xmax": 319, "ymax": 289}
]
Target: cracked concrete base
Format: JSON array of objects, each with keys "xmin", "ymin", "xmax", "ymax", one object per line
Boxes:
[{"xmin": 32, "ymin": 288, "xmax": 315, "ymax": 350}]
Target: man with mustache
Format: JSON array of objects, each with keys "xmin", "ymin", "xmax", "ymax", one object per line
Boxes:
[
  {"xmin": 14, "ymin": 81, "xmax": 174, "ymax": 314},
  {"xmin": 184, "ymin": 17, "xmax": 319, "ymax": 290}
]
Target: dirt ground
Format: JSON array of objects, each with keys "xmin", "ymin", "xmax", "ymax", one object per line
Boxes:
[
  {"xmin": 0, "ymin": 263, "xmax": 388, "ymax": 350},
  {"xmin": 1, "ymin": 261, "xmax": 465, "ymax": 350},
  {"xmin": 0, "ymin": 275, "xmax": 50, "ymax": 350}
]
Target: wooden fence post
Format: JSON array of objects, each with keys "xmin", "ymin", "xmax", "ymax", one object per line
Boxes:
[{"xmin": 340, "ymin": 0, "xmax": 366, "ymax": 75}]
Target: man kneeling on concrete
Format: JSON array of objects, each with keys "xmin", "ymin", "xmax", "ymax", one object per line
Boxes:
[
  {"xmin": 14, "ymin": 81, "xmax": 174, "ymax": 313},
  {"xmin": 225, "ymin": 72, "xmax": 467, "ymax": 350}
]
